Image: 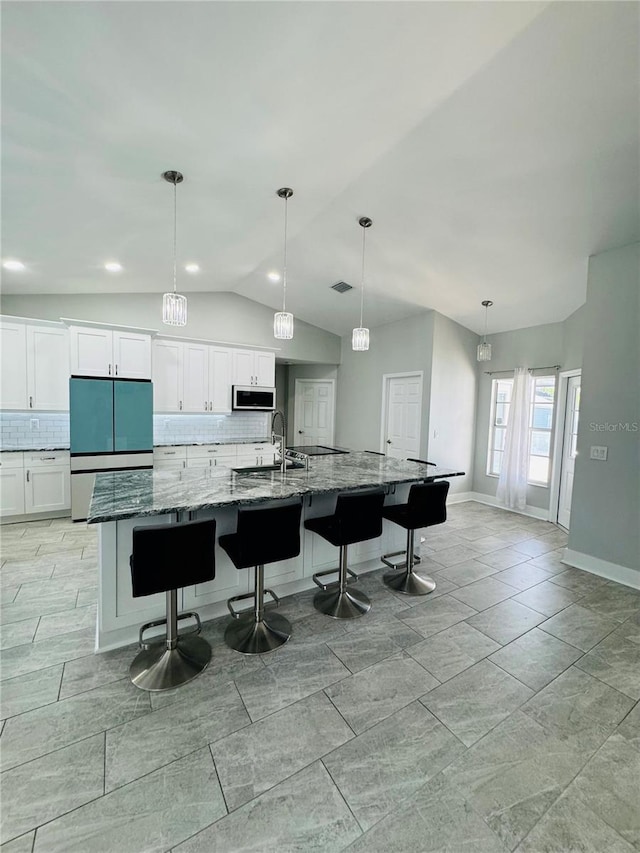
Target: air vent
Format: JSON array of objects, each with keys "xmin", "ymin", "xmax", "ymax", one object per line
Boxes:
[{"xmin": 331, "ymin": 281, "xmax": 353, "ymax": 294}]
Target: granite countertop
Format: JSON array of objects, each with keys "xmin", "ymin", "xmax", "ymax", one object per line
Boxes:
[
  {"xmin": 0, "ymin": 447, "xmax": 70, "ymax": 453},
  {"xmin": 154, "ymin": 438, "xmax": 271, "ymax": 447},
  {"xmin": 88, "ymin": 451, "xmax": 465, "ymax": 524}
]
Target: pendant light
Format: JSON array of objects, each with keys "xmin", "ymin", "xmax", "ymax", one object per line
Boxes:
[
  {"xmin": 477, "ymin": 299, "xmax": 493, "ymax": 362},
  {"xmin": 162, "ymin": 170, "xmax": 187, "ymax": 326},
  {"xmin": 352, "ymin": 216, "xmax": 372, "ymax": 351},
  {"xmin": 273, "ymin": 187, "xmax": 294, "ymax": 340}
]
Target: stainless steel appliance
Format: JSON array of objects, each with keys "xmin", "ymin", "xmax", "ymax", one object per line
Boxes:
[{"xmin": 232, "ymin": 385, "xmax": 276, "ymax": 411}]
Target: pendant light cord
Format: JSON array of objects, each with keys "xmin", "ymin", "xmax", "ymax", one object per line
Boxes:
[
  {"xmin": 282, "ymin": 194, "xmax": 288, "ymax": 313},
  {"xmin": 483, "ymin": 302, "xmax": 488, "ymax": 344},
  {"xmin": 359, "ymin": 224, "xmax": 366, "ymax": 328},
  {"xmin": 172, "ymin": 180, "xmax": 178, "ymax": 295}
]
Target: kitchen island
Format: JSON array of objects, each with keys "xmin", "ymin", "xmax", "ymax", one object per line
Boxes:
[{"xmin": 88, "ymin": 452, "xmax": 464, "ymax": 650}]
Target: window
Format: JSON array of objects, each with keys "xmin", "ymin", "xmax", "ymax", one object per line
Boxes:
[{"xmin": 487, "ymin": 375, "xmax": 556, "ymax": 485}]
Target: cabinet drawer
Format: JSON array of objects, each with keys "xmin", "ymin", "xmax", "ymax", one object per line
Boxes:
[
  {"xmin": 153, "ymin": 460, "xmax": 185, "ymax": 471},
  {"xmin": 0, "ymin": 452, "xmax": 24, "ymax": 469},
  {"xmin": 246, "ymin": 443, "xmax": 274, "ymax": 453},
  {"xmin": 186, "ymin": 444, "xmax": 237, "ymax": 459},
  {"xmin": 153, "ymin": 446, "xmax": 187, "ymax": 461},
  {"xmin": 25, "ymin": 451, "xmax": 70, "ymax": 467}
]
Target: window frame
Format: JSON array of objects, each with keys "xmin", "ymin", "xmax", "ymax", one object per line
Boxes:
[{"xmin": 486, "ymin": 374, "xmax": 557, "ymax": 487}]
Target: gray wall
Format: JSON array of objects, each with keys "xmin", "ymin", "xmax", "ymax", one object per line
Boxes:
[
  {"xmin": 428, "ymin": 313, "xmax": 478, "ymax": 494},
  {"xmin": 569, "ymin": 243, "xmax": 640, "ymax": 573},
  {"xmin": 335, "ymin": 312, "xmax": 435, "ymax": 457},
  {"xmin": 472, "ymin": 321, "xmax": 565, "ymax": 509},
  {"xmin": 0, "ymin": 291, "xmax": 341, "ymax": 365},
  {"xmin": 562, "ymin": 305, "xmax": 586, "ymax": 370}
]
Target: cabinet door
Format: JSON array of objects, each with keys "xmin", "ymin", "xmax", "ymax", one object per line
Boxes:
[
  {"xmin": 24, "ymin": 465, "xmax": 70, "ymax": 513},
  {"xmin": 27, "ymin": 325, "xmax": 69, "ymax": 411},
  {"xmin": 209, "ymin": 347, "xmax": 232, "ymax": 413},
  {"xmin": 255, "ymin": 351, "xmax": 276, "ymax": 387},
  {"xmin": 232, "ymin": 350, "xmax": 255, "ymax": 386},
  {"xmin": 113, "ymin": 331, "xmax": 151, "ymax": 380},
  {"xmin": 0, "ymin": 467, "xmax": 26, "ymax": 516},
  {"xmin": 0, "ymin": 322, "xmax": 28, "ymax": 409},
  {"xmin": 152, "ymin": 340, "xmax": 183, "ymax": 412},
  {"xmin": 69, "ymin": 326, "xmax": 112, "ymax": 377},
  {"xmin": 183, "ymin": 344, "xmax": 210, "ymax": 413}
]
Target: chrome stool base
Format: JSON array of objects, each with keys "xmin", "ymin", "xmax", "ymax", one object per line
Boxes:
[
  {"xmin": 383, "ymin": 569, "xmax": 436, "ymax": 596},
  {"xmin": 314, "ymin": 585, "xmax": 371, "ymax": 619},
  {"xmin": 130, "ymin": 634, "xmax": 211, "ymax": 692},
  {"xmin": 381, "ymin": 550, "xmax": 421, "ymax": 570},
  {"xmin": 224, "ymin": 611, "xmax": 291, "ymax": 655}
]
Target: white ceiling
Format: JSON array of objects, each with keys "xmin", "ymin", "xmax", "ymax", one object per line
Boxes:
[{"xmin": 2, "ymin": 1, "xmax": 638, "ymax": 336}]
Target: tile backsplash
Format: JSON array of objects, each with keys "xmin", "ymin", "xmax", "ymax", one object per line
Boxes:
[
  {"xmin": 153, "ymin": 413, "xmax": 270, "ymax": 445},
  {"xmin": 0, "ymin": 412, "xmax": 270, "ymax": 450},
  {"xmin": 0, "ymin": 413, "xmax": 71, "ymax": 449}
]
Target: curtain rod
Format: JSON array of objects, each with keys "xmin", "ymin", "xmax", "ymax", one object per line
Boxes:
[{"xmin": 484, "ymin": 364, "xmax": 561, "ymax": 376}]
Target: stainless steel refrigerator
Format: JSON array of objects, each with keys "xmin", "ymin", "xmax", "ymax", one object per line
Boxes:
[{"xmin": 70, "ymin": 378, "xmax": 153, "ymax": 521}]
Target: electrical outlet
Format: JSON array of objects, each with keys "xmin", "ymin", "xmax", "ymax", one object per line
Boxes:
[
  {"xmin": 30, "ymin": 418, "xmax": 39, "ymax": 430},
  {"xmin": 590, "ymin": 445, "xmax": 608, "ymax": 461}
]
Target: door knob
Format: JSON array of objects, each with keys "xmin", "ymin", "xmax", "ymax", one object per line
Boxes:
[
  {"xmin": 386, "ymin": 439, "xmax": 392, "ymax": 444},
  {"xmin": 298, "ymin": 430, "xmax": 303, "ymax": 434}
]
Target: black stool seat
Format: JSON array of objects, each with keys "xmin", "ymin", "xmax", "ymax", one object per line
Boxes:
[
  {"xmin": 382, "ymin": 480, "xmax": 449, "ymax": 595},
  {"xmin": 303, "ymin": 489, "xmax": 385, "ymax": 619},
  {"xmin": 129, "ymin": 517, "xmax": 216, "ymax": 692},
  {"xmin": 220, "ymin": 501, "xmax": 302, "ymax": 655}
]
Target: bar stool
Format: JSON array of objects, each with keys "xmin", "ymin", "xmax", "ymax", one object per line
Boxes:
[
  {"xmin": 382, "ymin": 480, "xmax": 450, "ymax": 595},
  {"xmin": 220, "ymin": 500, "xmax": 302, "ymax": 655},
  {"xmin": 304, "ymin": 489, "xmax": 385, "ymax": 619},
  {"xmin": 129, "ymin": 517, "xmax": 216, "ymax": 692}
]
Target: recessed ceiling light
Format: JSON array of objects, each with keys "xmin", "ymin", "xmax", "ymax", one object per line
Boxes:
[
  {"xmin": 267, "ymin": 271, "xmax": 280, "ymax": 282},
  {"xmin": 2, "ymin": 259, "xmax": 25, "ymax": 271},
  {"xmin": 185, "ymin": 263, "xmax": 200, "ymax": 273},
  {"xmin": 104, "ymin": 262, "xmax": 123, "ymax": 272}
]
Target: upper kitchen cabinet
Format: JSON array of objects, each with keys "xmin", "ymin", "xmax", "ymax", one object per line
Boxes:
[
  {"xmin": 232, "ymin": 349, "xmax": 275, "ymax": 387},
  {"xmin": 153, "ymin": 339, "xmax": 233, "ymax": 413},
  {"xmin": 69, "ymin": 325, "xmax": 151, "ymax": 379},
  {"xmin": 0, "ymin": 321, "xmax": 27, "ymax": 409},
  {"xmin": 0, "ymin": 319, "xmax": 69, "ymax": 411}
]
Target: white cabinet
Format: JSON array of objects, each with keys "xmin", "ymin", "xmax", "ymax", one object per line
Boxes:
[
  {"xmin": 235, "ymin": 443, "xmax": 277, "ymax": 467},
  {"xmin": 0, "ymin": 451, "xmax": 70, "ymax": 519},
  {"xmin": 27, "ymin": 325, "xmax": 69, "ymax": 410},
  {"xmin": 152, "ymin": 339, "xmax": 184, "ymax": 412},
  {"xmin": 0, "ymin": 453, "xmax": 26, "ymax": 517},
  {"xmin": 209, "ymin": 347, "xmax": 232, "ymax": 413},
  {"xmin": 153, "ymin": 340, "xmax": 233, "ymax": 414},
  {"xmin": 70, "ymin": 326, "xmax": 151, "ymax": 379},
  {"xmin": 153, "ymin": 446, "xmax": 186, "ymax": 469},
  {"xmin": 232, "ymin": 349, "xmax": 275, "ymax": 387},
  {"xmin": 0, "ymin": 322, "xmax": 28, "ymax": 409}
]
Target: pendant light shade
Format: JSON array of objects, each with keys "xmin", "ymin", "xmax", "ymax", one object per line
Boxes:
[
  {"xmin": 162, "ymin": 170, "xmax": 187, "ymax": 327},
  {"xmin": 352, "ymin": 216, "xmax": 372, "ymax": 352},
  {"xmin": 274, "ymin": 188, "xmax": 294, "ymax": 340},
  {"xmin": 477, "ymin": 300, "xmax": 493, "ymax": 362}
]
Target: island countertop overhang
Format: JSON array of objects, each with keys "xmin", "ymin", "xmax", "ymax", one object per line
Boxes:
[{"xmin": 87, "ymin": 451, "xmax": 465, "ymax": 524}]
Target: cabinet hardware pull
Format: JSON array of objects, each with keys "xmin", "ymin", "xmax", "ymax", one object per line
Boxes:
[
  {"xmin": 29, "ymin": 396, "xmax": 33, "ymax": 408},
  {"xmin": 209, "ymin": 401, "xmax": 212, "ymax": 410},
  {"xmin": 108, "ymin": 364, "xmax": 112, "ymax": 375},
  {"xmin": 115, "ymin": 364, "xmax": 118, "ymax": 376},
  {"xmin": 26, "ymin": 470, "xmax": 30, "ymax": 482},
  {"xmin": 40, "ymin": 457, "xmax": 56, "ymax": 461},
  {"xmin": 164, "ymin": 451, "xmax": 176, "ymax": 455},
  {"xmin": 179, "ymin": 401, "xmax": 182, "ymax": 411}
]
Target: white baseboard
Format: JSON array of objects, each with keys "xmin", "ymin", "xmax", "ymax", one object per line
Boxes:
[
  {"xmin": 563, "ymin": 549, "xmax": 640, "ymax": 591},
  {"xmin": 446, "ymin": 491, "xmax": 475, "ymax": 505},
  {"xmin": 466, "ymin": 492, "xmax": 550, "ymax": 521}
]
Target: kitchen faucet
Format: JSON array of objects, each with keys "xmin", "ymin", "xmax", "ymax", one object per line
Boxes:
[{"xmin": 271, "ymin": 409, "xmax": 287, "ymax": 474}]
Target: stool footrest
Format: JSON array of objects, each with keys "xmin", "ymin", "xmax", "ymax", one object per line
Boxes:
[
  {"xmin": 381, "ymin": 550, "xmax": 421, "ymax": 570},
  {"xmin": 312, "ymin": 567, "xmax": 359, "ymax": 591},
  {"xmin": 227, "ymin": 588, "xmax": 279, "ymax": 619},
  {"xmin": 139, "ymin": 610, "xmax": 202, "ymax": 649}
]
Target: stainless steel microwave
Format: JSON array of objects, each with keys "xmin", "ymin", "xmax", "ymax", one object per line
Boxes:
[{"xmin": 232, "ymin": 385, "xmax": 276, "ymax": 411}]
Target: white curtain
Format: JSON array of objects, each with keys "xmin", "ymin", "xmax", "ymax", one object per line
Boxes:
[{"xmin": 497, "ymin": 367, "xmax": 531, "ymax": 510}]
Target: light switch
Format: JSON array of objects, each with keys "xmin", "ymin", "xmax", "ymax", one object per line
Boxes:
[{"xmin": 590, "ymin": 445, "xmax": 608, "ymax": 461}]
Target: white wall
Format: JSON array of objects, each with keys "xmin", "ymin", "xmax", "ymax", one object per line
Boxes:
[
  {"xmin": 335, "ymin": 312, "xmax": 435, "ymax": 457},
  {"xmin": 569, "ymin": 242, "xmax": 640, "ymax": 575},
  {"xmin": 472, "ymin": 321, "xmax": 565, "ymax": 510},
  {"xmin": 428, "ymin": 313, "xmax": 478, "ymax": 494},
  {"xmin": 0, "ymin": 291, "xmax": 341, "ymax": 365}
]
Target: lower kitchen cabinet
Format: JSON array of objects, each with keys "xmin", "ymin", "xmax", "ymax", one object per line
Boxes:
[
  {"xmin": 0, "ymin": 451, "xmax": 71, "ymax": 520},
  {"xmin": 0, "ymin": 466, "xmax": 26, "ymax": 517},
  {"xmin": 24, "ymin": 465, "xmax": 71, "ymax": 513}
]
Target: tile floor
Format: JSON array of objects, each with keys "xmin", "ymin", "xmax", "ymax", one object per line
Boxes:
[{"xmin": 0, "ymin": 502, "xmax": 639, "ymax": 853}]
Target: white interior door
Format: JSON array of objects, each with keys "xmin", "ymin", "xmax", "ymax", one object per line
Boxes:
[
  {"xmin": 293, "ymin": 380, "xmax": 335, "ymax": 446},
  {"xmin": 557, "ymin": 375, "xmax": 581, "ymax": 530},
  {"xmin": 382, "ymin": 374, "xmax": 422, "ymax": 459}
]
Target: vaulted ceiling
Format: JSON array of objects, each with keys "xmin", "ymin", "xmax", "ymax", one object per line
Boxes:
[{"xmin": 2, "ymin": 1, "xmax": 638, "ymax": 336}]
